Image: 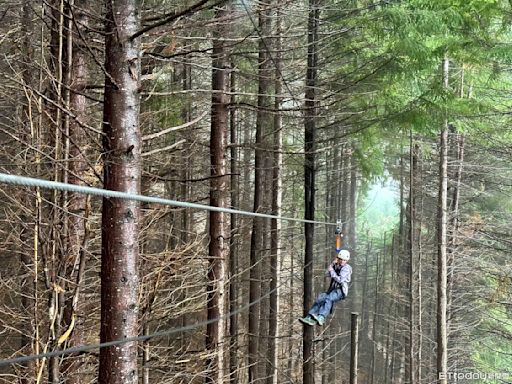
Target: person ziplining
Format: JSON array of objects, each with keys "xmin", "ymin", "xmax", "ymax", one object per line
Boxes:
[{"xmin": 299, "ymin": 221, "xmax": 352, "ymax": 326}]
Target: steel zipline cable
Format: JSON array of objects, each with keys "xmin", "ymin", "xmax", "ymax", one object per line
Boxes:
[
  {"xmin": 0, "ymin": 172, "xmax": 338, "ymax": 226},
  {"xmin": 0, "ymin": 172, "xmax": 340, "ymax": 367}
]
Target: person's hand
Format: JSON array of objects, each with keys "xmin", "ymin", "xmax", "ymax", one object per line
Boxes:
[{"xmin": 328, "ymin": 264, "xmax": 334, "ymax": 272}]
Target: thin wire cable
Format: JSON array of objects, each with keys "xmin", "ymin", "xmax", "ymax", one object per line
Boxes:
[
  {"xmin": 0, "ymin": 235, "xmax": 321, "ymax": 367},
  {"xmin": 0, "ymin": 272, "xmax": 285, "ymax": 368},
  {"xmin": 0, "ymin": 173, "xmax": 340, "ymax": 226}
]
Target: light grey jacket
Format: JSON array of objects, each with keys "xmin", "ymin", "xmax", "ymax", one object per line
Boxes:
[{"xmin": 326, "ymin": 263, "xmax": 352, "ymax": 297}]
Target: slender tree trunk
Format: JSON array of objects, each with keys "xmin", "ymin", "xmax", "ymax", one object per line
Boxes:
[
  {"xmin": 258, "ymin": 173, "xmax": 271, "ymax": 378},
  {"xmin": 303, "ymin": 1, "xmax": 319, "ymax": 383},
  {"xmin": 409, "ymin": 131, "xmax": 416, "ymax": 384},
  {"xmin": 267, "ymin": 5, "xmax": 283, "ymax": 383},
  {"xmin": 61, "ymin": 2, "xmax": 90, "ymax": 382},
  {"xmin": 389, "ymin": 235, "xmax": 398, "ymax": 384},
  {"xmin": 399, "ymin": 146, "xmax": 405, "ymax": 250},
  {"xmin": 447, "ymin": 132, "xmax": 464, "ymax": 308},
  {"xmin": 142, "ymin": 322, "xmax": 150, "ymax": 384},
  {"xmin": 437, "ymin": 57, "xmax": 449, "ymax": 384},
  {"xmin": 333, "ymin": 140, "xmax": 342, "ymax": 216},
  {"xmin": 207, "ymin": 4, "xmax": 231, "ymax": 383},
  {"xmin": 360, "ymin": 238, "xmax": 370, "ymax": 337},
  {"xmin": 349, "ymin": 154, "xmax": 357, "ymax": 249},
  {"xmin": 181, "ymin": 60, "xmax": 192, "ymax": 246},
  {"xmin": 19, "ymin": 1, "xmax": 36, "ymax": 382},
  {"xmin": 99, "ymin": 0, "xmax": 141, "ymax": 382},
  {"xmin": 398, "ymin": 335, "xmax": 406, "ymax": 384},
  {"xmin": 384, "ymin": 243, "xmax": 394, "ymax": 384},
  {"xmin": 48, "ymin": 1, "xmax": 67, "ymax": 381},
  {"xmin": 20, "ymin": 226, "xmax": 36, "ymax": 384},
  {"xmin": 447, "ymin": 68, "xmax": 466, "ymax": 324},
  {"xmin": 249, "ymin": 2, "xmax": 272, "ymax": 381},
  {"xmin": 341, "ymin": 146, "xmax": 349, "ymax": 234},
  {"xmin": 396, "ymin": 145, "xmax": 407, "ymax": 384},
  {"xmin": 370, "ymin": 251, "xmax": 380, "ymax": 384},
  {"xmin": 414, "ymin": 142, "xmax": 423, "ymax": 384},
  {"xmin": 177, "ymin": 60, "xmax": 192, "ymax": 356},
  {"xmin": 258, "ymin": 2, "xmax": 274, "ymax": 376},
  {"xmin": 350, "ymin": 313, "xmax": 360, "ymax": 384},
  {"xmin": 229, "ymin": 64, "xmax": 239, "ymax": 384}
]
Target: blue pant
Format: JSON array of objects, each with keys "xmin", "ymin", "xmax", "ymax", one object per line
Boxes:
[{"xmin": 308, "ymin": 289, "xmax": 345, "ymax": 318}]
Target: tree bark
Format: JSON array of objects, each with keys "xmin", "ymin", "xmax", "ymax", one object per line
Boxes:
[
  {"xmin": 437, "ymin": 57, "xmax": 449, "ymax": 384},
  {"xmin": 207, "ymin": 4, "xmax": 231, "ymax": 383},
  {"xmin": 389, "ymin": 235, "xmax": 398, "ymax": 384},
  {"xmin": 370, "ymin": 251, "xmax": 380, "ymax": 384},
  {"xmin": 360, "ymin": 238, "xmax": 370, "ymax": 336},
  {"xmin": 384, "ymin": 240, "xmax": 395, "ymax": 384},
  {"xmin": 446, "ymin": 68, "xmax": 466, "ymax": 323},
  {"xmin": 19, "ymin": 1, "xmax": 36, "ymax": 382},
  {"xmin": 62, "ymin": 2, "xmax": 90, "ymax": 382},
  {"xmin": 229, "ymin": 63, "xmax": 239, "ymax": 384},
  {"xmin": 99, "ymin": 0, "xmax": 141, "ymax": 382},
  {"xmin": 180, "ymin": 60, "xmax": 192, "ymax": 246},
  {"xmin": 417, "ymin": 178, "xmax": 424, "ymax": 384},
  {"xmin": 408, "ymin": 131, "xmax": 416, "ymax": 384},
  {"xmin": 266, "ymin": 4, "xmax": 283, "ymax": 383},
  {"xmin": 48, "ymin": 1, "xmax": 67, "ymax": 380},
  {"xmin": 350, "ymin": 312, "xmax": 360, "ymax": 384},
  {"xmin": 348, "ymin": 153, "xmax": 357, "ymax": 249},
  {"xmin": 249, "ymin": 2, "xmax": 272, "ymax": 381},
  {"xmin": 303, "ymin": 1, "xmax": 319, "ymax": 383},
  {"xmin": 447, "ymin": 131, "xmax": 464, "ymax": 312},
  {"xmin": 414, "ymin": 142, "xmax": 423, "ymax": 384},
  {"xmin": 341, "ymin": 147, "xmax": 350, "ymax": 235}
]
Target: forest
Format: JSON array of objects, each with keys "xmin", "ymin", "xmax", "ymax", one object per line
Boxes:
[{"xmin": 0, "ymin": 0, "xmax": 511, "ymax": 383}]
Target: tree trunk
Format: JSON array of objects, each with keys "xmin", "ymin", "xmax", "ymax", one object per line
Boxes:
[
  {"xmin": 399, "ymin": 146, "xmax": 405, "ymax": 251},
  {"xmin": 19, "ymin": 1, "xmax": 36, "ymax": 382},
  {"xmin": 360, "ymin": 237, "xmax": 370, "ymax": 337},
  {"xmin": 266, "ymin": 4, "xmax": 283, "ymax": 383},
  {"xmin": 396, "ymin": 146, "xmax": 407, "ymax": 384},
  {"xmin": 48, "ymin": 1, "xmax": 67, "ymax": 380},
  {"xmin": 350, "ymin": 312, "xmax": 360, "ymax": 384},
  {"xmin": 447, "ymin": 131, "xmax": 464, "ymax": 310},
  {"xmin": 408, "ymin": 131, "xmax": 416, "ymax": 384},
  {"xmin": 180, "ymin": 60, "xmax": 192, "ymax": 246},
  {"xmin": 249, "ymin": 2, "xmax": 272, "ymax": 381},
  {"xmin": 229, "ymin": 63, "xmax": 239, "ymax": 384},
  {"xmin": 437, "ymin": 57, "xmax": 449, "ymax": 384},
  {"xmin": 341, "ymin": 146, "xmax": 349, "ymax": 234},
  {"xmin": 207, "ymin": 4, "xmax": 231, "ymax": 383},
  {"xmin": 447, "ymin": 68, "xmax": 466, "ymax": 324},
  {"xmin": 303, "ymin": 1, "xmax": 319, "ymax": 383},
  {"xmin": 348, "ymin": 153, "xmax": 357, "ymax": 249},
  {"xmin": 99, "ymin": 0, "xmax": 141, "ymax": 382},
  {"xmin": 61, "ymin": 2, "xmax": 90, "ymax": 382},
  {"xmin": 384, "ymin": 242, "xmax": 394, "ymax": 384},
  {"xmin": 370, "ymin": 251, "xmax": 380, "ymax": 384},
  {"xmin": 414, "ymin": 142, "xmax": 423, "ymax": 384},
  {"xmin": 389, "ymin": 236, "xmax": 398, "ymax": 384},
  {"xmin": 258, "ymin": 174, "xmax": 271, "ymax": 378}
]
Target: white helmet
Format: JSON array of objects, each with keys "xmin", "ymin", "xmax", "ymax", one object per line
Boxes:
[{"xmin": 337, "ymin": 249, "xmax": 350, "ymax": 261}]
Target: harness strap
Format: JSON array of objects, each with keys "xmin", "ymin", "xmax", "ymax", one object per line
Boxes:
[{"xmin": 327, "ymin": 264, "xmax": 345, "ymax": 294}]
